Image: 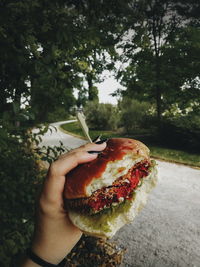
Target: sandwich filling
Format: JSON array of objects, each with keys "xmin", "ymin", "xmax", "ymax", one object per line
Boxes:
[{"xmin": 65, "ymin": 160, "xmax": 151, "ymax": 215}]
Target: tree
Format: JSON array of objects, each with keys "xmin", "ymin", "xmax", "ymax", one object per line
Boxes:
[
  {"xmin": 116, "ymin": 0, "xmax": 200, "ymax": 124},
  {"xmin": 1, "ymin": 0, "xmax": 135, "ymax": 123}
]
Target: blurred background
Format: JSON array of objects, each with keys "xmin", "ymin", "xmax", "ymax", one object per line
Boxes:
[{"xmin": 0, "ymin": 0, "xmax": 200, "ymax": 266}]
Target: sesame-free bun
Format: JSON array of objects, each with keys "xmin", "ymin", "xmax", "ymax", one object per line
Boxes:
[
  {"xmin": 64, "ymin": 138, "xmax": 150, "ymax": 199},
  {"xmin": 68, "ymin": 166, "xmax": 158, "ymax": 239}
]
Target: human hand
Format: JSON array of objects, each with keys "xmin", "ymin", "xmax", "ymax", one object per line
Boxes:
[{"xmin": 22, "ymin": 141, "xmax": 107, "ymax": 266}]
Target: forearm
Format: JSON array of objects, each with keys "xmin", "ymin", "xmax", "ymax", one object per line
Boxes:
[
  {"xmin": 21, "ymin": 142, "xmax": 106, "ymax": 266},
  {"xmin": 21, "ymin": 219, "xmax": 82, "ymax": 266},
  {"xmin": 21, "ymin": 244, "xmax": 68, "ymax": 267}
]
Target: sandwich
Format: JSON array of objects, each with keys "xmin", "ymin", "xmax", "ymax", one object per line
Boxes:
[{"xmin": 64, "ymin": 138, "xmax": 157, "ymax": 238}]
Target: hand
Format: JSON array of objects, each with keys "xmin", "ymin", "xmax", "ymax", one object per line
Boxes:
[{"xmin": 22, "ymin": 141, "xmax": 107, "ymax": 266}]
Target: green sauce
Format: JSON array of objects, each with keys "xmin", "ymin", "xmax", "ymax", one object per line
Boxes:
[{"xmin": 80, "ymin": 193, "xmax": 136, "ymax": 232}]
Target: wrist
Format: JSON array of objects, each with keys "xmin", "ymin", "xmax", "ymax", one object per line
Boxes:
[
  {"xmin": 22, "ymin": 248, "xmax": 67, "ymax": 267},
  {"xmin": 31, "ymin": 243, "xmax": 64, "ymax": 265},
  {"xmin": 31, "ymin": 217, "xmax": 82, "ymax": 264}
]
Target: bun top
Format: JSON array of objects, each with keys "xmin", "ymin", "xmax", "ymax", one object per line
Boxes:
[{"xmin": 64, "ymin": 138, "xmax": 149, "ymax": 199}]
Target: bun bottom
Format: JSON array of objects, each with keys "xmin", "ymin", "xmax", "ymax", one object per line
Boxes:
[{"xmin": 68, "ymin": 167, "xmax": 158, "ymax": 239}]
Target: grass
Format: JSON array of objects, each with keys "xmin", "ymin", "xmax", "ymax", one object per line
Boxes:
[
  {"xmin": 60, "ymin": 121, "xmax": 200, "ymax": 168},
  {"xmin": 60, "ymin": 121, "xmax": 120, "ymax": 139},
  {"xmin": 149, "ymin": 146, "xmax": 200, "ymax": 167}
]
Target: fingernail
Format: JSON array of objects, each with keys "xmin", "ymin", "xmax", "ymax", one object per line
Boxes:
[
  {"xmin": 95, "ymin": 138, "xmax": 108, "ymax": 144},
  {"xmin": 92, "ymin": 135, "xmax": 102, "ymax": 142},
  {"xmin": 88, "ymin": 151, "xmax": 102, "ymax": 154}
]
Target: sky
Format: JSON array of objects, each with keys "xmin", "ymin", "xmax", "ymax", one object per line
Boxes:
[
  {"xmin": 73, "ymin": 71, "xmax": 125, "ymax": 105},
  {"xmin": 95, "ymin": 70, "xmax": 125, "ymax": 105},
  {"xmin": 96, "ymin": 76, "xmax": 119, "ymax": 105}
]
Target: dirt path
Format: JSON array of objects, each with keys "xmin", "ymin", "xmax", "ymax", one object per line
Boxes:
[{"xmin": 41, "ymin": 122, "xmax": 200, "ymax": 267}]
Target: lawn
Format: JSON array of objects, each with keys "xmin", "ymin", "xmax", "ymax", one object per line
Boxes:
[
  {"xmin": 60, "ymin": 121, "xmax": 120, "ymax": 139},
  {"xmin": 60, "ymin": 121, "xmax": 200, "ymax": 168}
]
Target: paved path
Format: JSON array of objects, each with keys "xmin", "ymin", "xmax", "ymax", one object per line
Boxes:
[
  {"xmin": 38, "ymin": 120, "xmax": 86, "ymax": 150},
  {"xmin": 40, "ymin": 121, "xmax": 200, "ymax": 267}
]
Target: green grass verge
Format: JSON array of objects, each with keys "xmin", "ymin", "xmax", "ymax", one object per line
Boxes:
[
  {"xmin": 61, "ymin": 121, "xmax": 120, "ymax": 139},
  {"xmin": 60, "ymin": 122, "xmax": 200, "ymax": 168},
  {"xmin": 149, "ymin": 146, "xmax": 200, "ymax": 168}
]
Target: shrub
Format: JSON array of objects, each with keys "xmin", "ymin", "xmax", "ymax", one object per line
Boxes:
[
  {"xmin": 0, "ymin": 123, "xmax": 65, "ymax": 266},
  {"xmin": 160, "ymin": 114, "xmax": 200, "ymax": 152},
  {"xmin": 0, "ymin": 127, "xmax": 42, "ymax": 266},
  {"xmin": 119, "ymin": 98, "xmax": 153, "ymax": 133},
  {"xmin": 46, "ymin": 106, "xmax": 70, "ymax": 123},
  {"xmin": 84, "ymin": 101, "xmax": 120, "ymax": 131}
]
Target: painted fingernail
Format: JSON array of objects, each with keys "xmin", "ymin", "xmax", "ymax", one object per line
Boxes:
[
  {"xmin": 87, "ymin": 151, "xmax": 102, "ymax": 154},
  {"xmin": 95, "ymin": 138, "xmax": 108, "ymax": 144},
  {"xmin": 92, "ymin": 135, "xmax": 102, "ymax": 142}
]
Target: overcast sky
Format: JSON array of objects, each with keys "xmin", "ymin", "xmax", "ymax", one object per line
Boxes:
[
  {"xmin": 96, "ymin": 76, "xmax": 120, "ymax": 105},
  {"xmin": 95, "ymin": 62, "xmax": 126, "ymax": 105}
]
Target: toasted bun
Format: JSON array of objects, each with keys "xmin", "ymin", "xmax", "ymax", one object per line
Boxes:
[
  {"xmin": 68, "ymin": 165, "xmax": 158, "ymax": 238},
  {"xmin": 64, "ymin": 138, "xmax": 150, "ymax": 199}
]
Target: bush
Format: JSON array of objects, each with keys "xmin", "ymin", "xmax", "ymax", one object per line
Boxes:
[
  {"xmin": 160, "ymin": 114, "xmax": 200, "ymax": 152},
  {"xmin": 0, "ymin": 126, "xmax": 43, "ymax": 266},
  {"xmin": 46, "ymin": 106, "xmax": 70, "ymax": 123},
  {"xmin": 0, "ymin": 123, "xmax": 65, "ymax": 266},
  {"xmin": 119, "ymin": 98, "xmax": 153, "ymax": 133},
  {"xmin": 84, "ymin": 101, "xmax": 120, "ymax": 131}
]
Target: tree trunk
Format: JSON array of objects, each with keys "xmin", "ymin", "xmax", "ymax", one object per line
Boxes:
[
  {"xmin": 151, "ymin": 6, "xmax": 162, "ymax": 128},
  {"xmin": 14, "ymin": 86, "xmax": 23, "ymax": 128},
  {"xmin": 155, "ymin": 59, "xmax": 162, "ymax": 127},
  {"xmin": 87, "ymin": 73, "xmax": 93, "ymax": 101}
]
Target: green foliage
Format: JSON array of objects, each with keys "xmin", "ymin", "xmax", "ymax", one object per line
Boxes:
[
  {"xmin": 46, "ymin": 106, "xmax": 71, "ymax": 123},
  {"xmin": 84, "ymin": 101, "xmax": 120, "ymax": 131},
  {"xmin": 61, "ymin": 121, "xmax": 120, "ymax": 140},
  {"xmin": 117, "ymin": 0, "xmax": 200, "ymax": 121},
  {"xmin": 119, "ymin": 98, "xmax": 153, "ymax": 133},
  {"xmin": 0, "ymin": 126, "xmax": 42, "ymax": 266},
  {"xmin": 0, "ymin": 119, "xmax": 66, "ymax": 266},
  {"xmin": 149, "ymin": 145, "xmax": 200, "ymax": 168},
  {"xmin": 0, "ymin": 0, "xmax": 126, "ymax": 123},
  {"xmin": 88, "ymin": 85, "xmax": 99, "ymax": 102},
  {"xmin": 60, "ymin": 121, "xmax": 200, "ymax": 168},
  {"xmin": 160, "ymin": 114, "xmax": 200, "ymax": 152}
]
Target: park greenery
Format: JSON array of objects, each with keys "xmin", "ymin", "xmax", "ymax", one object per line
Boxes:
[
  {"xmin": 0, "ymin": 0, "xmax": 200, "ymax": 265},
  {"xmin": 61, "ymin": 119, "xmax": 200, "ymax": 168}
]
